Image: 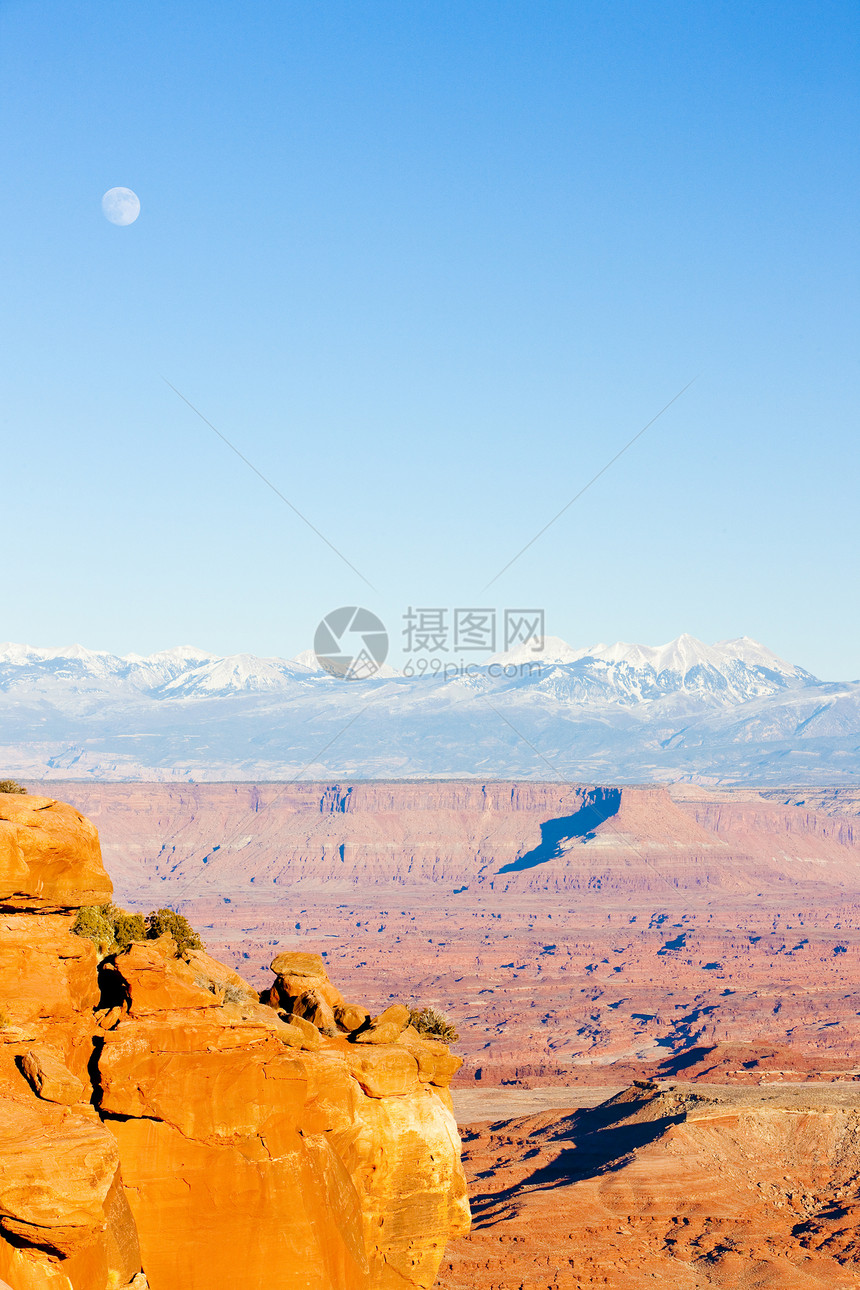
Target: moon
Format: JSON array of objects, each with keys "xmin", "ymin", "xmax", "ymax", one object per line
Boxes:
[{"xmin": 102, "ymin": 187, "xmax": 140, "ymax": 226}]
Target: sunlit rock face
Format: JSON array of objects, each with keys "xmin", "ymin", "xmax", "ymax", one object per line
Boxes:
[
  {"xmin": 0, "ymin": 793, "xmax": 469, "ymax": 1290},
  {"xmin": 0, "ymin": 793, "xmax": 112, "ymax": 911}
]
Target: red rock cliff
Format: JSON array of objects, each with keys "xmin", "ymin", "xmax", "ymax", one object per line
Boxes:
[{"xmin": 0, "ymin": 793, "xmax": 470, "ymax": 1290}]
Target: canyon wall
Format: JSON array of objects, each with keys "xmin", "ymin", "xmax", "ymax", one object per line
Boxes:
[{"xmin": 30, "ymin": 779, "xmax": 860, "ymax": 902}]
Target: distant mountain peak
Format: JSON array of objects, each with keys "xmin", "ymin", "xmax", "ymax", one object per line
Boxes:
[
  {"xmin": 0, "ymin": 634, "xmax": 846, "ymax": 785},
  {"xmin": 124, "ymin": 645, "xmax": 213, "ymax": 664},
  {"xmin": 488, "ymin": 635, "xmax": 585, "ymax": 667},
  {"xmin": 489, "ymin": 633, "xmax": 810, "ymax": 683}
]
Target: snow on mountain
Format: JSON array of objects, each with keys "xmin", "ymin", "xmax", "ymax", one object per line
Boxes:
[
  {"xmin": 0, "ymin": 635, "xmax": 817, "ymax": 704},
  {"xmin": 588, "ymin": 634, "xmax": 809, "ymax": 681},
  {"xmin": 123, "ymin": 646, "xmax": 213, "ymax": 666},
  {"xmin": 289, "ymin": 649, "xmax": 324, "ymax": 672},
  {"xmin": 488, "ymin": 635, "xmax": 586, "ymax": 667},
  {"xmin": 156, "ymin": 653, "xmax": 318, "ymax": 697},
  {"xmin": 489, "ymin": 633, "xmax": 813, "ymax": 706},
  {"xmin": 0, "ymin": 643, "xmax": 218, "ymax": 696},
  {"xmin": 287, "ymin": 647, "xmax": 401, "ymax": 679},
  {"xmin": 0, "ymin": 636, "xmax": 852, "ymax": 784}
]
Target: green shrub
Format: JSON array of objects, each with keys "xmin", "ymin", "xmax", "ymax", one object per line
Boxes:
[
  {"xmin": 145, "ymin": 908, "xmax": 203, "ymax": 954},
  {"xmin": 113, "ymin": 909, "xmax": 147, "ymax": 952},
  {"xmin": 0, "ymin": 779, "xmax": 27, "ymax": 794},
  {"xmin": 72, "ymin": 904, "xmax": 202, "ymax": 958},
  {"xmin": 72, "ymin": 904, "xmax": 121, "ymax": 957},
  {"xmin": 409, "ymin": 1006, "xmax": 459, "ymax": 1044},
  {"xmin": 72, "ymin": 903, "xmax": 145, "ymax": 957}
]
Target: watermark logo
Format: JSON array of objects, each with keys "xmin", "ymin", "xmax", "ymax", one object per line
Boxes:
[
  {"xmin": 399, "ymin": 606, "xmax": 545, "ymax": 677},
  {"xmin": 313, "ymin": 605, "xmax": 545, "ymax": 680},
  {"xmin": 403, "ymin": 607, "xmax": 543, "ymax": 663},
  {"xmin": 314, "ymin": 606, "xmax": 389, "ymax": 680}
]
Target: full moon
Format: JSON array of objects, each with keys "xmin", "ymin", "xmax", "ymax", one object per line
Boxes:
[{"xmin": 102, "ymin": 187, "xmax": 140, "ymax": 226}]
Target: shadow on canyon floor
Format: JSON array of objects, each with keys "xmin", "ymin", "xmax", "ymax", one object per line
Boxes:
[
  {"xmin": 497, "ymin": 789, "xmax": 622, "ymax": 873},
  {"xmin": 467, "ymin": 1091, "xmax": 681, "ymax": 1219}
]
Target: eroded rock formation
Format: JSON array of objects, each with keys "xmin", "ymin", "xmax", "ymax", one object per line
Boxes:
[
  {"xmin": 440, "ymin": 1082, "xmax": 860, "ymax": 1288},
  {"xmin": 0, "ymin": 793, "xmax": 469, "ymax": 1290}
]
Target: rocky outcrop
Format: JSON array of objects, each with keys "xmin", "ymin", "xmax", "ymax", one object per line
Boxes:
[
  {"xmin": 0, "ymin": 895, "xmax": 142, "ymax": 1290},
  {"xmin": 0, "ymin": 794, "xmax": 111, "ymax": 912},
  {"xmin": 0, "ymin": 793, "xmax": 469, "ymax": 1290},
  {"xmin": 440, "ymin": 1082, "xmax": 860, "ymax": 1289}
]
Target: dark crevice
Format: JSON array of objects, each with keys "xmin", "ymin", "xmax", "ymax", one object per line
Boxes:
[
  {"xmin": 96, "ymin": 959, "xmax": 131, "ymax": 1011},
  {"xmin": 88, "ymin": 1035, "xmax": 105, "ymax": 1110}
]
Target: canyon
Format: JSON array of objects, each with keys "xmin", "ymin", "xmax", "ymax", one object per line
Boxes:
[
  {"xmin": 32, "ymin": 778, "xmax": 860, "ymax": 1086},
  {"xmin": 439, "ymin": 1082, "xmax": 860, "ymax": 1288},
  {"xmin": 7, "ymin": 778, "xmax": 860, "ymax": 1288}
]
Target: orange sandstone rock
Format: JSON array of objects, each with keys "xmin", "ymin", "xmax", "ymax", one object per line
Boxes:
[
  {"xmin": 0, "ymin": 915, "xmax": 99, "ymax": 1025},
  {"xmin": 333, "ymin": 1089, "xmax": 471, "ymax": 1289},
  {"xmin": 352, "ymin": 1020, "xmax": 403, "ymax": 1045},
  {"xmin": 267, "ymin": 950, "xmax": 347, "ymax": 1015},
  {"xmin": 0, "ymin": 819, "xmax": 29, "ymax": 903},
  {"xmin": 0, "ymin": 794, "xmax": 111, "ymax": 912},
  {"xmin": 21, "ymin": 1047, "xmax": 85, "ymax": 1105},
  {"xmin": 336, "ymin": 1003, "xmax": 371, "ymax": 1032},
  {"xmin": 108, "ymin": 942, "xmax": 225, "ymax": 1015},
  {"xmin": 0, "ymin": 1084, "xmax": 141, "ymax": 1288},
  {"xmin": 281, "ymin": 1011, "xmax": 323, "ymax": 1048},
  {"xmin": 0, "ymin": 796, "xmax": 470, "ymax": 1290},
  {"xmin": 346, "ymin": 1044, "xmax": 422, "ymax": 1097},
  {"xmin": 290, "ymin": 986, "xmax": 340, "ymax": 1033},
  {"xmin": 270, "ymin": 950, "xmax": 328, "ymax": 977},
  {"xmin": 374, "ymin": 1004, "xmax": 410, "ymax": 1031},
  {"xmin": 183, "ymin": 947, "xmax": 258, "ymax": 1002}
]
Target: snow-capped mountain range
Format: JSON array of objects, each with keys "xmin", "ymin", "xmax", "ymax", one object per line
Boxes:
[{"xmin": 0, "ymin": 635, "xmax": 856, "ymax": 784}]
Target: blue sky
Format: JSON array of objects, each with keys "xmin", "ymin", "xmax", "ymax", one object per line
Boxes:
[{"xmin": 1, "ymin": 1, "xmax": 857, "ymax": 677}]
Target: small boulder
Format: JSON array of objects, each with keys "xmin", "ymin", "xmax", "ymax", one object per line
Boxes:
[
  {"xmin": 374, "ymin": 1004, "xmax": 410, "ymax": 1032},
  {"xmin": 335, "ymin": 1003, "xmax": 369, "ymax": 1033},
  {"xmin": 352, "ymin": 1021, "xmax": 402, "ymax": 1045},
  {"xmin": 267, "ymin": 950, "xmax": 346, "ymax": 1013},
  {"xmin": 277, "ymin": 1021, "xmax": 311, "ymax": 1050},
  {"xmin": 269, "ymin": 951, "xmax": 327, "ymax": 978},
  {"xmin": 281, "ymin": 1012, "xmax": 322, "ymax": 1050},
  {"xmin": 21, "ymin": 1046, "xmax": 85, "ymax": 1104},
  {"xmin": 291, "ymin": 988, "xmax": 338, "ymax": 1035}
]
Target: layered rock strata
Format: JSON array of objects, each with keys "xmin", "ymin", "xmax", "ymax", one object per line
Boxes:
[{"xmin": 0, "ymin": 793, "xmax": 469, "ymax": 1290}]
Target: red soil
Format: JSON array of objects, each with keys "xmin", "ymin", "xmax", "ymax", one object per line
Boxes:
[{"xmin": 30, "ymin": 780, "xmax": 860, "ymax": 1085}]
